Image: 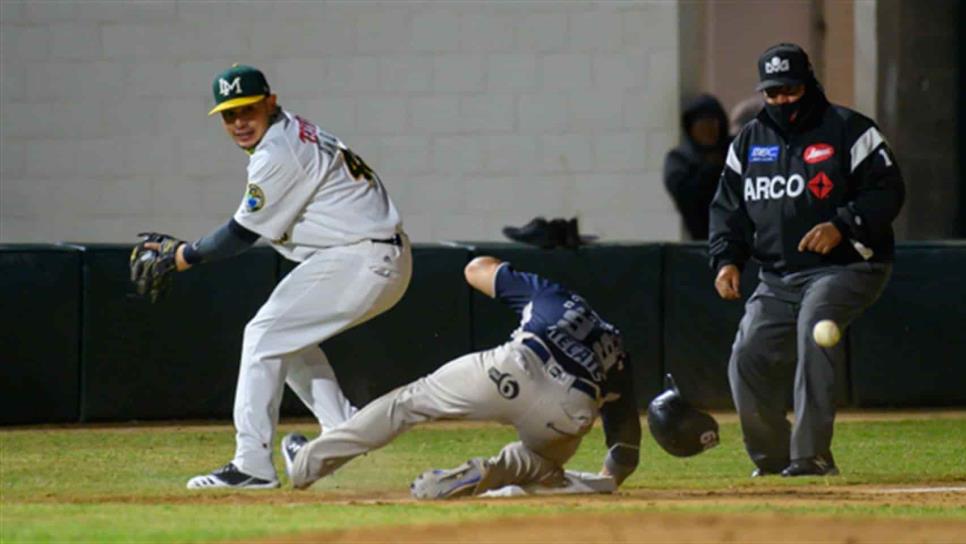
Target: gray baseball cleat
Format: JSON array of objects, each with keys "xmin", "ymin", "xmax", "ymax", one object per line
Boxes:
[
  {"xmin": 411, "ymin": 458, "xmax": 486, "ymax": 500},
  {"xmin": 281, "ymin": 433, "xmax": 309, "ymax": 483},
  {"xmin": 186, "ymin": 462, "xmax": 279, "ymax": 490}
]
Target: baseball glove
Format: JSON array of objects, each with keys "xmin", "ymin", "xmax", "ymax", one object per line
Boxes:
[{"xmin": 130, "ymin": 232, "xmax": 184, "ymax": 302}]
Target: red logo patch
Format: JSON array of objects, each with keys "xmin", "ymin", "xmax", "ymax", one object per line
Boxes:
[
  {"xmin": 807, "ymin": 172, "xmax": 834, "ymax": 199},
  {"xmin": 803, "ymin": 143, "xmax": 835, "ymax": 164},
  {"xmin": 296, "ymin": 115, "xmax": 318, "ymax": 144}
]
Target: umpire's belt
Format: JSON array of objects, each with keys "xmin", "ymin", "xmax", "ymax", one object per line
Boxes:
[
  {"xmin": 371, "ymin": 233, "xmax": 404, "ymax": 247},
  {"xmin": 521, "ymin": 337, "xmax": 601, "ymax": 402}
]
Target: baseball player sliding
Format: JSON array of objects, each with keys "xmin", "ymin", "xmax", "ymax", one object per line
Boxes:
[
  {"xmin": 280, "ymin": 257, "xmax": 642, "ymax": 498},
  {"xmin": 133, "ymin": 65, "xmax": 411, "ymax": 489}
]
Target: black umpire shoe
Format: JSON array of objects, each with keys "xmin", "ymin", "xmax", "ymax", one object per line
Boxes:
[
  {"xmin": 781, "ymin": 455, "xmax": 839, "ymax": 477},
  {"xmin": 281, "ymin": 433, "xmax": 309, "ymax": 481},
  {"xmin": 185, "ymin": 462, "xmax": 279, "ymax": 489}
]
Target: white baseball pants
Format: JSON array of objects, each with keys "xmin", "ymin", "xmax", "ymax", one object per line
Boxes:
[
  {"xmin": 288, "ymin": 337, "xmax": 600, "ymax": 491},
  {"xmin": 232, "ymin": 237, "xmax": 411, "ymax": 481}
]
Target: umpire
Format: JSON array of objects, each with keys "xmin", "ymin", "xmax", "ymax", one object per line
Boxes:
[{"xmin": 709, "ymin": 43, "xmax": 904, "ymax": 477}]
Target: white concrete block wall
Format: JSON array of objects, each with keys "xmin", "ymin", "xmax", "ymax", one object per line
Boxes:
[{"xmin": 0, "ymin": 0, "xmax": 681, "ymax": 244}]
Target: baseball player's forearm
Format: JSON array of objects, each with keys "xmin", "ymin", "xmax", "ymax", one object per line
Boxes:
[
  {"xmin": 464, "ymin": 256, "xmax": 504, "ymax": 297},
  {"xmin": 182, "ymin": 218, "xmax": 260, "ymax": 265},
  {"xmin": 599, "ymin": 359, "xmax": 641, "ymax": 486},
  {"xmin": 602, "ymin": 444, "xmax": 639, "ymax": 486},
  {"xmin": 600, "ymin": 391, "xmax": 640, "ymax": 486},
  {"xmin": 600, "ymin": 410, "xmax": 640, "ymax": 486}
]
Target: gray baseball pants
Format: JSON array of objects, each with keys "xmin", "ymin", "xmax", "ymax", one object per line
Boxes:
[
  {"xmin": 289, "ymin": 337, "xmax": 599, "ymax": 491},
  {"xmin": 728, "ymin": 262, "xmax": 891, "ymax": 472}
]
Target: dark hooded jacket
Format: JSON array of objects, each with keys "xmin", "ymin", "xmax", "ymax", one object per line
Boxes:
[
  {"xmin": 708, "ymin": 78, "xmax": 905, "ymax": 275},
  {"xmin": 663, "ymin": 94, "xmax": 731, "ymax": 240}
]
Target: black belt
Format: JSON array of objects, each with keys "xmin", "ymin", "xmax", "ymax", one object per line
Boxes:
[
  {"xmin": 521, "ymin": 337, "xmax": 600, "ymax": 401},
  {"xmin": 371, "ymin": 233, "xmax": 403, "ymax": 247}
]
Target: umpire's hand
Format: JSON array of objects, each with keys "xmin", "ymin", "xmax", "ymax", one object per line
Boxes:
[
  {"xmin": 798, "ymin": 221, "xmax": 843, "ymax": 255},
  {"xmin": 715, "ymin": 264, "xmax": 741, "ymax": 300}
]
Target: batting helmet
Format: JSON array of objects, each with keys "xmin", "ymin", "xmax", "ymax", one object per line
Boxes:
[{"xmin": 647, "ymin": 374, "xmax": 720, "ymax": 457}]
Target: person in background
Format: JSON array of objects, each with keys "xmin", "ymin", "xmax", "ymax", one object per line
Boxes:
[{"xmin": 663, "ymin": 94, "xmax": 731, "ymax": 240}]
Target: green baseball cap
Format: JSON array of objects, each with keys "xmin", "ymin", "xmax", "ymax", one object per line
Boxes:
[{"xmin": 208, "ymin": 64, "xmax": 271, "ymax": 116}]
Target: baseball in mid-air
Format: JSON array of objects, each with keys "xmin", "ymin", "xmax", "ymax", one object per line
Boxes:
[{"xmin": 812, "ymin": 319, "xmax": 841, "ymax": 348}]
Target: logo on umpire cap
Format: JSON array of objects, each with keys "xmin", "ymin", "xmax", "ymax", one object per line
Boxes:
[
  {"xmin": 219, "ymin": 77, "xmax": 243, "ymax": 97},
  {"xmin": 764, "ymin": 56, "xmax": 790, "ymax": 74}
]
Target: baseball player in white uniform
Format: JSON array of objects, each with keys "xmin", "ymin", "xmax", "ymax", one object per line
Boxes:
[
  {"xmin": 145, "ymin": 65, "xmax": 411, "ymax": 489},
  {"xmin": 280, "ymin": 256, "xmax": 642, "ymax": 499}
]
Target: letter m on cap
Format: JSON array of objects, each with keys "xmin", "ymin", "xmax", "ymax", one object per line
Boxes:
[{"xmin": 219, "ymin": 77, "xmax": 242, "ymax": 96}]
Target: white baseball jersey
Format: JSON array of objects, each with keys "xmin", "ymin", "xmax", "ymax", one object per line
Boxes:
[{"xmin": 233, "ymin": 109, "xmax": 401, "ymax": 261}]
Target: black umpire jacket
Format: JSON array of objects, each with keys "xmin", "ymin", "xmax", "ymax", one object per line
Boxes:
[{"xmin": 709, "ymin": 91, "xmax": 905, "ymax": 275}]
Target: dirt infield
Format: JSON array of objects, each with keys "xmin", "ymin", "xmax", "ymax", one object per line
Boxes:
[
  {"xmin": 33, "ymin": 483, "xmax": 965, "ymax": 543},
  {"xmin": 248, "ymin": 485, "xmax": 966, "ymax": 544},
  {"xmin": 270, "ymin": 511, "xmax": 966, "ymax": 544},
  {"xmin": 39, "ymin": 482, "xmax": 966, "ymax": 508}
]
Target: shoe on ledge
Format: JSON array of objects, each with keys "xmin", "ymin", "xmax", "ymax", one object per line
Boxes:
[{"xmin": 502, "ymin": 217, "xmax": 562, "ymax": 249}]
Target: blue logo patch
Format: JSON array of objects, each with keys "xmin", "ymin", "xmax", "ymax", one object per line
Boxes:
[
  {"xmin": 749, "ymin": 146, "xmax": 780, "ymax": 163},
  {"xmin": 244, "ymin": 183, "xmax": 265, "ymax": 212}
]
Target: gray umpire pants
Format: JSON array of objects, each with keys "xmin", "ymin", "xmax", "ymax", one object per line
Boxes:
[
  {"xmin": 728, "ymin": 262, "xmax": 891, "ymax": 472},
  {"xmin": 289, "ymin": 336, "xmax": 599, "ymax": 491}
]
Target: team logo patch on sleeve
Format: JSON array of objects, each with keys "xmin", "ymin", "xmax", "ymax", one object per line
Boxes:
[
  {"xmin": 245, "ymin": 184, "xmax": 265, "ymax": 212},
  {"xmin": 749, "ymin": 146, "xmax": 780, "ymax": 163}
]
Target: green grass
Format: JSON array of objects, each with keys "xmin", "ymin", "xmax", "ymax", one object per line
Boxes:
[{"xmin": 2, "ymin": 416, "xmax": 965, "ymax": 542}]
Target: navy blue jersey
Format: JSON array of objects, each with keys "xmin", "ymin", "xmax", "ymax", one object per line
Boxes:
[
  {"xmin": 494, "ymin": 263, "xmax": 623, "ymax": 385},
  {"xmin": 495, "ymin": 263, "xmax": 642, "ymax": 476}
]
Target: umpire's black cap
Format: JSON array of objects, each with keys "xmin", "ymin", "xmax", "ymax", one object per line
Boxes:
[{"xmin": 756, "ymin": 43, "xmax": 813, "ymax": 91}]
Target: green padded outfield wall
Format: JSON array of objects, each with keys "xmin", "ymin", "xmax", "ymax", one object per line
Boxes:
[
  {"xmin": 0, "ymin": 245, "xmax": 81, "ymax": 425},
  {"xmin": 276, "ymin": 244, "xmax": 473, "ymax": 416},
  {"xmin": 850, "ymin": 243, "xmax": 966, "ymax": 406},
  {"xmin": 662, "ymin": 244, "xmax": 851, "ymax": 410},
  {"xmin": 77, "ymin": 245, "xmax": 277, "ymax": 421},
  {"xmin": 6, "ymin": 242, "xmax": 966, "ymax": 425},
  {"xmin": 464, "ymin": 243, "xmax": 664, "ymax": 406}
]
